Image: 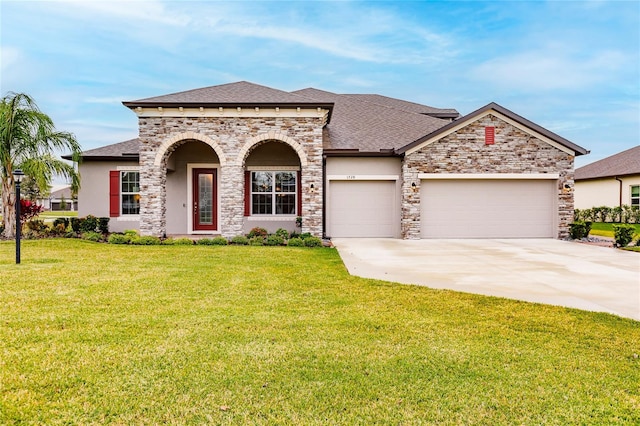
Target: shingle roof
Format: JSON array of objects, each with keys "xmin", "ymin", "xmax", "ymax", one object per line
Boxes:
[
  {"xmin": 123, "ymin": 81, "xmax": 328, "ymax": 107},
  {"xmin": 345, "ymin": 94, "xmax": 459, "ymax": 119},
  {"xmin": 65, "ymin": 138, "xmax": 140, "ymax": 161},
  {"xmin": 293, "ymin": 88, "xmax": 451, "ymax": 152},
  {"xmin": 72, "ymin": 82, "xmax": 587, "ymax": 159},
  {"xmin": 575, "ymin": 145, "xmax": 640, "ymax": 180}
]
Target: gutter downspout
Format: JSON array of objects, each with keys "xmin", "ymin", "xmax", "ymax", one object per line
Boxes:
[
  {"xmin": 615, "ymin": 177, "xmax": 623, "ymax": 208},
  {"xmin": 322, "ymin": 154, "xmax": 327, "ymax": 239}
]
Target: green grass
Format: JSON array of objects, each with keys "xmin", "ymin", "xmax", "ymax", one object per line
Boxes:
[
  {"xmin": 1, "ymin": 240, "xmax": 639, "ymax": 424},
  {"xmin": 38, "ymin": 211, "xmax": 78, "ymax": 217},
  {"xmin": 589, "ymin": 222, "xmax": 640, "ymax": 238}
]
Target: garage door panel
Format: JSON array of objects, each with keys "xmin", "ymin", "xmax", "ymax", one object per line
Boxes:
[
  {"xmin": 421, "ymin": 180, "xmax": 555, "ymax": 238},
  {"xmin": 329, "ymin": 181, "xmax": 395, "ymax": 237}
]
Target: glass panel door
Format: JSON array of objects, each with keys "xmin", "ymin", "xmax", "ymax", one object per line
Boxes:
[{"xmin": 193, "ymin": 169, "xmax": 217, "ymax": 231}]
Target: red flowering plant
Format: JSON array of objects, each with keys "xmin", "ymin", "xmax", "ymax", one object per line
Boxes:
[{"xmin": 19, "ymin": 199, "xmax": 44, "ymax": 223}]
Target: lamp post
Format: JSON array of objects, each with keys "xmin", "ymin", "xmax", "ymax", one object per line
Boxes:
[{"xmin": 14, "ymin": 169, "xmax": 24, "ymax": 264}]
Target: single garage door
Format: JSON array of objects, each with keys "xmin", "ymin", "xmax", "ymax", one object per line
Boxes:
[
  {"xmin": 421, "ymin": 179, "xmax": 556, "ymax": 238},
  {"xmin": 328, "ymin": 180, "xmax": 396, "ymax": 237}
]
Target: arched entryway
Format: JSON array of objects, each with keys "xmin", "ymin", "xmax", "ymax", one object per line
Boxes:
[
  {"xmin": 242, "ymin": 140, "xmax": 303, "ymax": 234},
  {"xmin": 164, "ymin": 139, "xmax": 221, "ymax": 235}
]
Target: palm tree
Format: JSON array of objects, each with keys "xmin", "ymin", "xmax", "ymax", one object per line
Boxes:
[{"xmin": 1, "ymin": 92, "xmax": 82, "ymax": 238}]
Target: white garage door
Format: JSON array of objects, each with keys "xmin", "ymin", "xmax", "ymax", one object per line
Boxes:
[
  {"xmin": 421, "ymin": 179, "xmax": 556, "ymax": 238},
  {"xmin": 328, "ymin": 180, "xmax": 396, "ymax": 237}
]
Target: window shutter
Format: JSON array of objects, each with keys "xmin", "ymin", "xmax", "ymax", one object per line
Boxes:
[
  {"xmin": 109, "ymin": 171, "xmax": 120, "ymax": 217},
  {"xmin": 297, "ymin": 171, "xmax": 302, "ymax": 216},
  {"xmin": 244, "ymin": 171, "xmax": 251, "ymax": 216}
]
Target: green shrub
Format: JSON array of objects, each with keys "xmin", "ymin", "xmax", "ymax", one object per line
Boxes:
[
  {"xmin": 70, "ymin": 217, "xmax": 81, "ymax": 233},
  {"xmin": 304, "ymin": 236, "xmax": 323, "ymax": 247},
  {"xmin": 613, "ymin": 224, "xmax": 635, "ymax": 247},
  {"xmin": 64, "ymin": 231, "xmax": 76, "ymax": 239},
  {"xmin": 569, "ymin": 222, "xmax": 588, "ymax": 240},
  {"xmin": 287, "ymin": 237, "xmax": 304, "ymax": 247},
  {"xmin": 299, "ymin": 232, "xmax": 312, "ymax": 240},
  {"xmin": 50, "ymin": 223, "xmax": 67, "ymax": 236},
  {"xmin": 26, "ymin": 219, "xmax": 47, "ymax": 233},
  {"xmin": 98, "ymin": 217, "xmax": 110, "ymax": 234},
  {"xmin": 80, "ymin": 215, "xmax": 98, "ymax": 233},
  {"xmin": 132, "ymin": 236, "xmax": 161, "ymax": 245},
  {"xmin": 274, "ymin": 228, "xmax": 290, "ymax": 239},
  {"xmin": 196, "ymin": 238, "xmax": 215, "ymax": 245},
  {"xmin": 108, "ymin": 233, "xmax": 131, "ymax": 244},
  {"xmin": 124, "ymin": 229, "xmax": 139, "ymax": 237},
  {"xmin": 82, "ymin": 231, "xmax": 103, "ymax": 242},
  {"xmin": 249, "ymin": 236, "xmax": 264, "ymax": 246},
  {"xmin": 211, "ymin": 237, "xmax": 229, "ymax": 246},
  {"xmin": 230, "ymin": 235, "xmax": 249, "ymax": 245},
  {"xmin": 265, "ymin": 235, "xmax": 284, "ymax": 246},
  {"xmin": 163, "ymin": 237, "xmax": 194, "ymax": 245},
  {"xmin": 248, "ymin": 227, "xmax": 268, "ymax": 238},
  {"xmin": 53, "ymin": 217, "xmax": 70, "ymax": 229}
]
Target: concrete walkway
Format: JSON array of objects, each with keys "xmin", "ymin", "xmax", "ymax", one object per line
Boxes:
[{"xmin": 332, "ymin": 238, "xmax": 640, "ymax": 321}]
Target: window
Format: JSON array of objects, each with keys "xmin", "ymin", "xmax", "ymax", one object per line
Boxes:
[
  {"xmin": 121, "ymin": 171, "xmax": 140, "ymax": 215},
  {"xmin": 109, "ymin": 170, "xmax": 140, "ymax": 217},
  {"xmin": 632, "ymin": 185, "xmax": 639, "ymax": 207},
  {"xmin": 251, "ymin": 171, "xmax": 296, "ymax": 215}
]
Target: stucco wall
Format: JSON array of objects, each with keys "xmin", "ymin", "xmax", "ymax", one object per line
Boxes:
[
  {"xmin": 575, "ymin": 176, "xmax": 640, "ymax": 209},
  {"xmin": 401, "ymin": 114, "xmax": 575, "ymax": 239},
  {"xmin": 77, "ymin": 161, "xmax": 140, "ymax": 233}
]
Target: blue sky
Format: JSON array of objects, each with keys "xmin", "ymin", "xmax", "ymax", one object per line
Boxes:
[{"xmin": 1, "ymin": 0, "xmax": 639, "ymax": 169}]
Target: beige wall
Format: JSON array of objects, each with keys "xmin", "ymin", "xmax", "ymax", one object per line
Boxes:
[
  {"xmin": 575, "ymin": 175, "xmax": 640, "ymax": 209},
  {"xmin": 77, "ymin": 161, "xmax": 140, "ymax": 233}
]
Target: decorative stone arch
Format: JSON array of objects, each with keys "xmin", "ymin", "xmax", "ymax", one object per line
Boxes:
[
  {"xmin": 238, "ymin": 131, "xmax": 308, "ymax": 167},
  {"xmin": 153, "ymin": 131, "xmax": 227, "ymax": 167}
]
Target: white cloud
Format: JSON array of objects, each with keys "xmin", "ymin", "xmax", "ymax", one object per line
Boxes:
[{"xmin": 469, "ymin": 48, "xmax": 628, "ymax": 91}]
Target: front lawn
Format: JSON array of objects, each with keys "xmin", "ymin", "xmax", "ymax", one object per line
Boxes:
[
  {"xmin": 1, "ymin": 240, "xmax": 638, "ymax": 424},
  {"xmin": 589, "ymin": 222, "xmax": 640, "ymax": 238}
]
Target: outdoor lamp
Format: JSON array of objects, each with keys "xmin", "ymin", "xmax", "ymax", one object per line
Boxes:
[{"xmin": 13, "ymin": 169, "xmax": 25, "ymax": 264}]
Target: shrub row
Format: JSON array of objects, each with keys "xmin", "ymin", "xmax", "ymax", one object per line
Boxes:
[
  {"xmin": 105, "ymin": 227, "xmax": 324, "ymax": 248},
  {"xmin": 574, "ymin": 205, "xmax": 640, "ymax": 224},
  {"xmin": 569, "ymin": 220, "xmax": 639, "ymax": 247}
]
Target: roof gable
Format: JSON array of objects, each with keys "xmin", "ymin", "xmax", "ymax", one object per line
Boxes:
[
  {"xmin": 398, "ymin": 102, "xmax": 588, "ymax": 156},
  {"xmin": 575, "ymin": 145, "xmax": 640, "ymax": 180}
]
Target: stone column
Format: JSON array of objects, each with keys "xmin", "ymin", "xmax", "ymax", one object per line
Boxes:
[
  {"xmin": 219, "ymin": 163, "xmax": 244, "ymax": 238},
  {"xmin": 401, "ymin": 164, "xmax": 421, "ymax": 239}
]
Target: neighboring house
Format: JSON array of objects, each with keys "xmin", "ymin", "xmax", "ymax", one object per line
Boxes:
[
  {"xmin": 65, "ymin": 81, "xmax": 588, "ymax": 239},
  {"xmin": 574, "ymin": 145, "xmax": 640, "ymax": 209},
  {"xmin": 39, "ymin": 184, "xmax": 76, "ymax": 211}
]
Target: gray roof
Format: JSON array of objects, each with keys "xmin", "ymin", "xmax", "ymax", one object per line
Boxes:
[
  {"xmin": 345, "ymin": 94, "xmax": 459, "ymax": 119},
  {"xmin": 293, "ymin": 88, "xmax": 451, "ymax": 152},
  {"xmin": 575, "ymin": 145, "xmax": 640, "ymax": 180},
  {"xmin": 72, "ymin": 82, "xmax": 587, "ymax": 160},
  {"xmin": 66, "ymin": 138, "xmax": 140, "ymax": 161},
  {"xmin": 123, "ymin": 81, "xmax": 330, "ymax": 108}
]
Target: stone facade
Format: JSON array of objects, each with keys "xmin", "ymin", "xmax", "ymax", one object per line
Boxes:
[
  {"xmin": 401, "ymin": 114, "xmax": 575, "ymax": 239},
  {"xmin": 137, "ymin": 113, "xmax": 325, "ymax": 238}
]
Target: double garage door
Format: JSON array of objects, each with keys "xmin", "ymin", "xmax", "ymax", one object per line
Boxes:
[{"xmin": 421, "ymin": 179, "xmax": 556, "ymax": 238}]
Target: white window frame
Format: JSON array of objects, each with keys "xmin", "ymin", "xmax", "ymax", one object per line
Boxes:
[
  {"xmin": 631, "ymin": 185, "xmax": 640, "ymax": 207},
  {"xmin": 250, "ymin": 170, "xmax": 297, "ymax": 216},
  {"xmin": 120, "ymin": 170, "xmax": 140, "ymax": 216}
]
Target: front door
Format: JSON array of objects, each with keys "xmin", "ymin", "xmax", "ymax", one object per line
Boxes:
[{"xmin": 192, "ymin": 168, "xmax": 217, "ymax": 231}]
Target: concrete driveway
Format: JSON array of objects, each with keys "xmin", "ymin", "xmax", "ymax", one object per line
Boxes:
[{"xmin": 332, "ymin": 238, "xmax": 640, "ymax": 321}]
